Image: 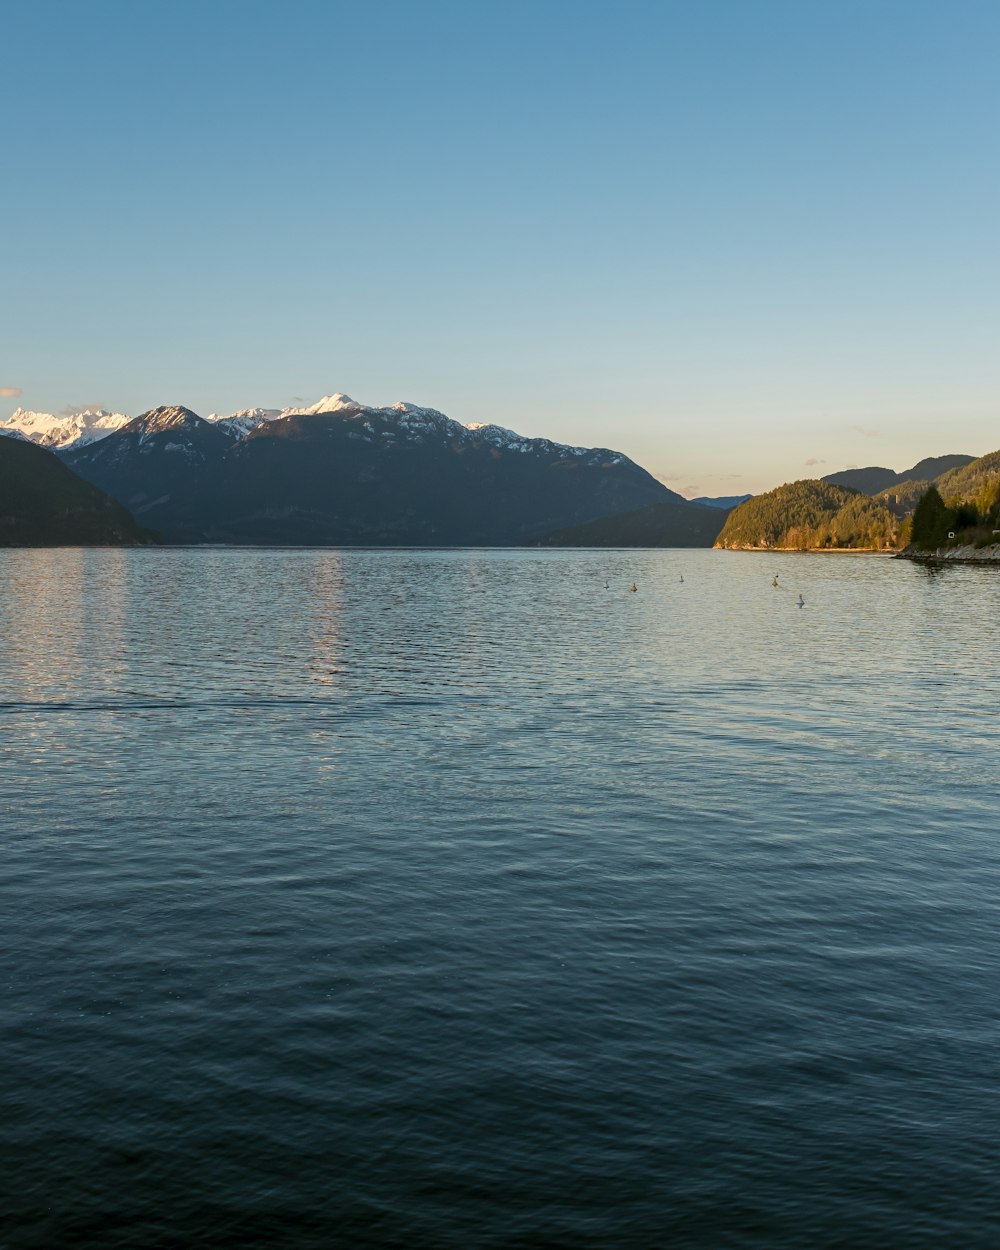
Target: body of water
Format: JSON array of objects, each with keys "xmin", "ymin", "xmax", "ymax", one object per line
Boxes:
[{"xmin": 2, "ymin": 547, "xmax": 999, "ymax": 1248}]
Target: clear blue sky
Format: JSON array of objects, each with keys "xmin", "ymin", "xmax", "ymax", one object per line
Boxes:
[{"xmin": 3, "ymin": 0, "xmax": 998, "ymax": 495}]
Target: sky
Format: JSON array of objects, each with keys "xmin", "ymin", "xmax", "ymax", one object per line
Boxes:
[{"xmin": 3, "ymin": 0, "xmax": 998, "ymax": 496}]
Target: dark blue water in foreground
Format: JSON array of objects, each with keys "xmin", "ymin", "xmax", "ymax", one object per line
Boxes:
[{"xmin": 2, "ymin": 548, "xmax": 999, "ymax": 1249}]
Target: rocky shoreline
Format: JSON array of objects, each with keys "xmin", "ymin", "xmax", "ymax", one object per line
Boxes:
[{"xmin": 898, "ymin": 542, "xmax": 1000, "ymax": 564}]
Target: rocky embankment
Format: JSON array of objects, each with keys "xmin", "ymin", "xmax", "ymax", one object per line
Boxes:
[{"xmin": 900, "ymin": 543, "xmax": 1000, "ymax": 563}]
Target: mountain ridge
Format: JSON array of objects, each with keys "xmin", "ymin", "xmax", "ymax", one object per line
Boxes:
[
  {"xmin": 63, "ymin": 398, "xmax": 686, "ymax": 545},
  {"xmin": 3, "ymin": 390, "xmax": 663, "ymax": 465},
  {"xmin": 821, "ymin": 454, "xmax": 975, "ymax": 495},
  {"xmin": 717, "ymin": 448, "xmax": 998, "ymax": 552}
]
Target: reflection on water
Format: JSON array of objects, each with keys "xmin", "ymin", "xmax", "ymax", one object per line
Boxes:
[{"xmin": 2, "ymin": 548, "xmax": 1000, "ymax": 1250}]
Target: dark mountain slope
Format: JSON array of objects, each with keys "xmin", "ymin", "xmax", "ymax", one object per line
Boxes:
[
  {"xmin": 822, "ymin": 453, "xmax": 975, "ymax": 496},
  {"xmin": 217, "ymin": 408, "xmax": 674, "ymax": 544},
  {"xmin": 689, "ymin": 494, "xmax": 752, "ymax": 510},
  {"xmin": 905, "ymin": 454, "xmax": 976, "ymax": 481},
  {"xmin": 0, "ymin": 436, "xmax": 155, "ymax": 545},
  {"xmin": 64, "ymin": 402, "xmax": 679, "ymax": 545},
  {"xmin": 64, "ymin": 406, "xmax": 233, "ymax": 542},
  {"xmin": 543, "ymin": 497, "xmax": 727, "ymax": 546},
  {"xmin": 822, "ymin": 466, "xmax": 898, "ymax": 494}
]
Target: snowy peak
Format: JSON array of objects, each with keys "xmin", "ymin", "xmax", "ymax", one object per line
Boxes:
[
  {"xmin": 0, "ymin": 406, "xmax": 131, "ymax": 450},
  {"xmin": 268, "ymin": 393, "xmax": 632, "ymax": 466},
  {"xmin": 5, "ymin": 390, "xmax": 635, "ymax": 473},
  {"xmin": 464, "ymin": 421, "xmax": 534, "ymax": 450},
  {"xmin": 282, "ymin": 393, "xmax": 360, "ymax": 416},
  {"xmin": 275, "ymin": 397, "xmax": 464, "ymax": 441},
  {"xmin": 64, "ymin": 405, "xmax": 232, "ymax": 467},
  {"xmin": 2, "ymin": 398, "xmax": 294, "ymax": 450},
  {"xmin": 380, "ymin": 402, "xmax": 460, "ymax": 437},
  {"xmin": 127, "ymin": 406, "xmax": 208, "ymax": 438},
  {"xmin": 462, "ymin": 421, "xmax": 626, "ymax": 464},
  {"xmin": 391, "ymin": 402, "xmax": 451, "ymax": 419},
  {"xmin": 206, "ymin": 407, "xmax": 284, "ymax": 439}
]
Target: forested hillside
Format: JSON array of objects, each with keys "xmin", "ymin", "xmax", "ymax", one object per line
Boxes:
[
  {"xmin": 714, "ymin": 480, "xmax": 900, "ymax": 550},
  {"xmin": 0, "ymin": 436, "xmax": 156, "ymax": 546},
  {"xmin": 907, "ymin": 450, "xmax": 1000, "ymax": 552},
  {"xmin": 717, "ymin": 446, "xmax": 1000, "ymax": 555}
]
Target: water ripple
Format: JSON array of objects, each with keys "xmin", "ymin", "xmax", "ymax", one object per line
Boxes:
[{"xmin": 2, "ymin": 549, "xmax": 1000, "ymax": 1248}]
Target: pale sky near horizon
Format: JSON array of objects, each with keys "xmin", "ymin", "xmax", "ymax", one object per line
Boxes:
[{"xmin": 3, "ymin": 0, "xmax": 998, "ymax": 496}]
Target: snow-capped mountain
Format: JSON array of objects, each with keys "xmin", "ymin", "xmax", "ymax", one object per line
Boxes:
[
  {"xmin": 69, "ymin": 406, "xmax": 231, "ymax": 468},
  {"xmin": 63, "ymin": 407, "xmax": 231, "ymax": 533},
  {"xmin": 205, "ymin": 407, "xmax": 284, "ymax": 438},
  {"xmin": 282, "ymin": 393, "xmax": 361, "ymax": 417},
  {"xmin": 274, "ymin": 395, "xmax": 631, "ymax": 467},
  {"xmin": 4, "ymin": 393, "xmax": 368, "ymax": 448},
  {"xmin": 0, "ymin": 407, "xmax": 131, "ymax": 449},
  {"xmin": 0, "ymin": 390, "xmax": 631, "ymax": 467},
  {"xmin": 2, "ymin": 400, "xmax": 294, "ymax": 450},
  {"xmin": 128, "ymin": 406, "xmax": 226, "ymax": 451},
  {"xmin": 62, "ymin": 393, "xmax": 679, "ymax": 545}
]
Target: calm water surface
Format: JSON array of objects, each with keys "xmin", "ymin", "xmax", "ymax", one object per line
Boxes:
[{"xmin": 2, "ymin": 548, "xmax": 999, "ymax": 1249}]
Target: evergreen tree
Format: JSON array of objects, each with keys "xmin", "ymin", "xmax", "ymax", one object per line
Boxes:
[{"xmin": 910, "ymin": 486, "xmax": 955, "ymax": 550}]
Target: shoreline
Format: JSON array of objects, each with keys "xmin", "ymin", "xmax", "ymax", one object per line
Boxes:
[
  {"xmin": 897, "ymin": 542, "xmax": 1000, "ymax": 565},
  {"xmin": 719, "ymin": 542, "xmax": 1000, "ymax": 565},
  {"xmin": 715, "ymin": 546, "xmax": 895, "ymax": 555}
]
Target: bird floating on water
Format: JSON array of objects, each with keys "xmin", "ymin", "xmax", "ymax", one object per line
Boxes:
[
  {"xmin": 679, "ymin": 574, "xmax": 684, "ymax": 583},
  {"xmin": 772, "ymin": 575, "xmax": 780, "ymax": 588},
  {"xmin": 630, "ymin": 583, "xmax": 638, "ymax": 593},
  {"xmin": 797, "ymin": 593, "xmax": 805, "ymax": 608}
]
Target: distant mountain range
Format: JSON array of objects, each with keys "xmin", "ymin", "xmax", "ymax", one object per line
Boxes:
[
  {"xmin": 821, "ymin": 455, "xmax": 975, "ymax": 496},
  {"xmin": 11, "ymin": 393, "xmax": 701, "ymax": 546},
  {"xmin": 1, "ymin": 401, "xmax": 281, "ymax": 450},
  {"xmin": 5, "ymin": 394, "xmax": 994, "ymax": 550},
  {"xmin": 689, "ymin": 494, "xmax": 752, "ymax": 510},
  {"xmin": 0, "ymin": 406, "xmax": 133, "ymax": 450}
]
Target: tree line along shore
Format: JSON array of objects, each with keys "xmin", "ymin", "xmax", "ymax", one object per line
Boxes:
[{"xmin": 714, "ymin": 449, "xmax": 1000, "ymax": 559}]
